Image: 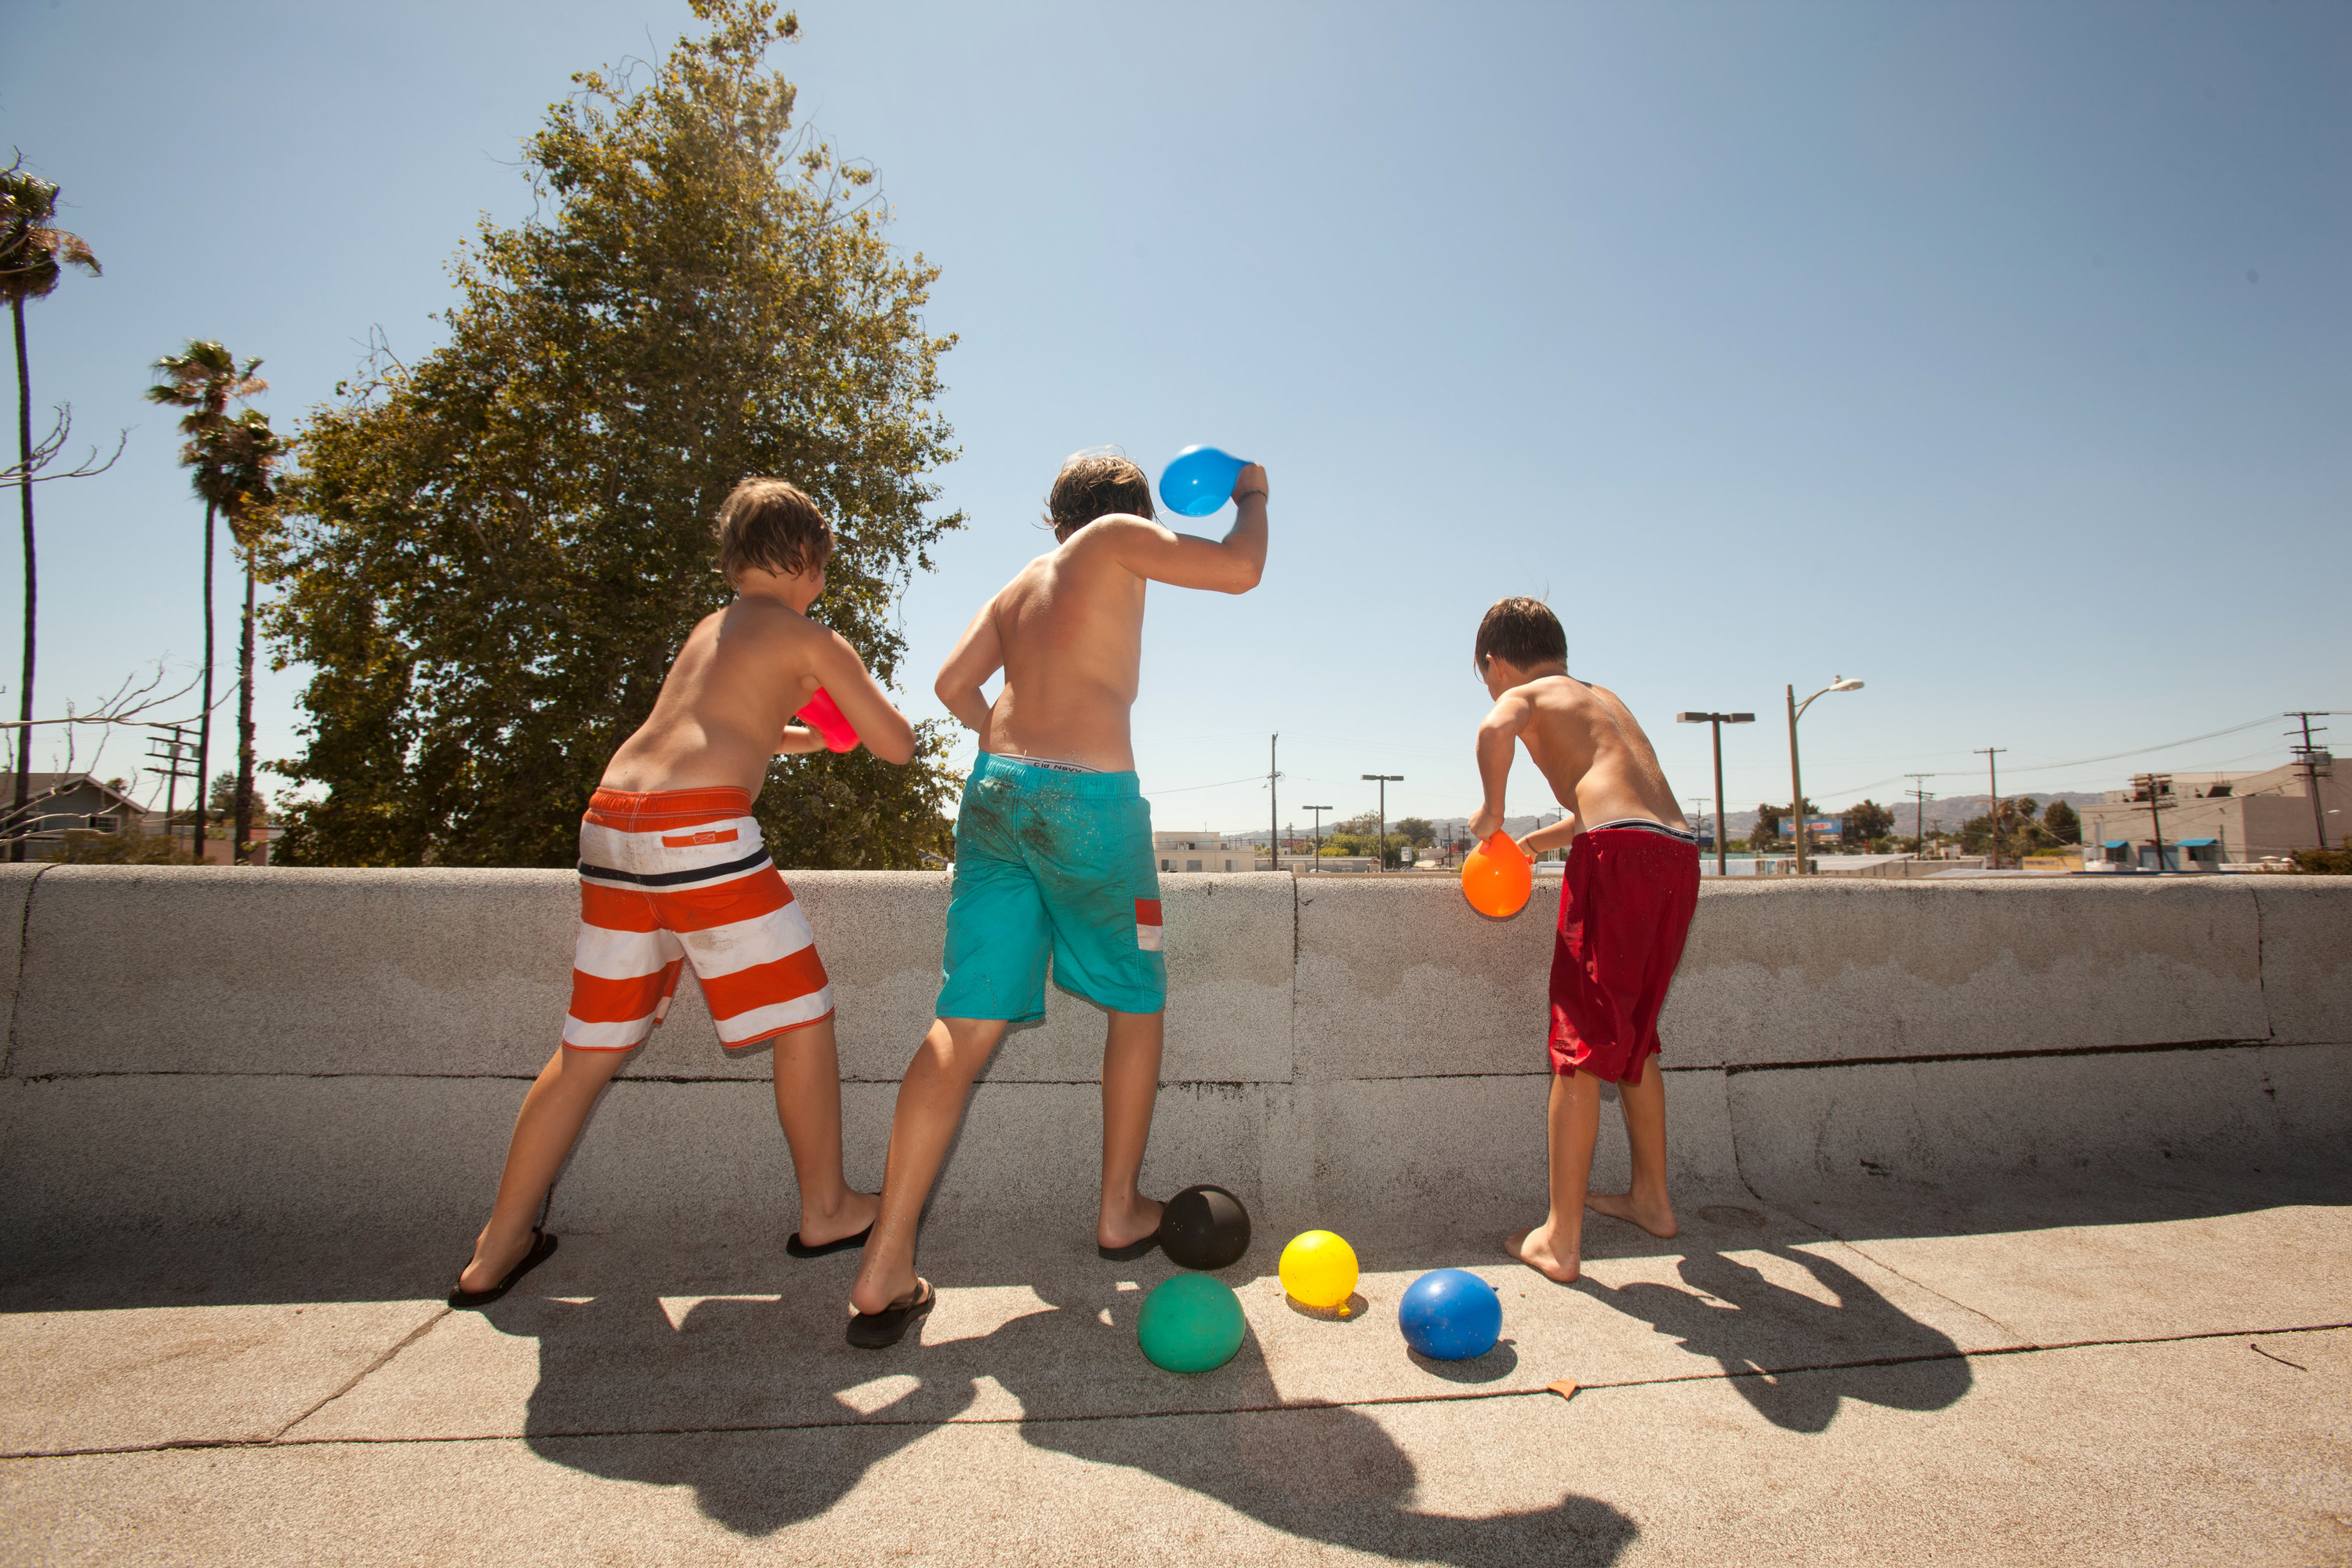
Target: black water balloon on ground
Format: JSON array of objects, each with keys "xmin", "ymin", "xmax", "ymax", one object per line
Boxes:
[{"xmin": 1160, "ymin": 1184, "xmax": 1251, "ymax": 1270}]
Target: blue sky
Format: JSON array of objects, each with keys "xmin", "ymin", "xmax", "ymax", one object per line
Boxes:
[{"xmin": 4, "ymin": 1, "xmax": 2346, "ymax": 837}]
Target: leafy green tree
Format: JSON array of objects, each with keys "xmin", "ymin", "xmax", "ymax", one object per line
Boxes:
[
  {"xmin": 147, "ymin": 341, "xmax": 269, "ymax": 863},
  {"xmin": 1, "ymin": 158, "xmax": 100, "ymax": 861},
  {"xmin": 2042, "ymin": 799, "xmax": 2081, "ymax": 845},
  {"xmin": 1747, "ymin": 804, "xmax": 1781, "ymax": 853},
  {"xmin": 1393, "ymin": 816, "xmax": 1435, "ymax": 848},
  {"xmin": 263, "ymin": 2, "xmax": 960, "ymax": 868},
  {"xmin": 1839, "ymin": 799, "xmax": 1893, "ymax": 849}
]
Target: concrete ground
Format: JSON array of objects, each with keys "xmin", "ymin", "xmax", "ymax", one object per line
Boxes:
[{"xmin": 4, "ymin": 1165, "xmax": 2347, "ymax": 1566}]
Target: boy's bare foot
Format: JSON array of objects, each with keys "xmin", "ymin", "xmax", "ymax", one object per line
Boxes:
[
  {"xmin": 457, "ymin": 1225, "xmax": 536, "ymax": 1295},
  {"xmin": 1585, "ymin": 1188, "xmax": 1679, "ymax": 1239},
  {"xmin": 796, "ymin": 1189, "xmax": 881, "ymax": 1249},
  {"xmin": 1504, "ymin": 1223, "xmax": 1581, "ymax": 1284},
  {"xmin": 1098, "ymin": 1192, "xmax": 1163, "ymax": 1253},
  {"xmin": 849, "ymin": 1256, "xmax": 923, "ymax": 1319}
]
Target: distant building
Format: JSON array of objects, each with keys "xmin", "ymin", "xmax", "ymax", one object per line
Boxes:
[
  {"xmin": 1152, "ymin": 831, "xmax": 1250, "ymax": 874},
  {"xmin": 4, "ymin": 774, "xmax": 154, "ymax": 856},
  {"xmin": 2078, "ymin": 758, "xmax": 2346, "ymax": 867}
]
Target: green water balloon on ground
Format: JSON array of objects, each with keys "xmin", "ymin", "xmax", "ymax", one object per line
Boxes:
[{"xmin": 1136, "ymin": 1274, "xmax": 1247, "ymax": 1373}]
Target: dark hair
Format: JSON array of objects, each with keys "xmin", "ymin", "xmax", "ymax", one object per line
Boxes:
[
  {"xmin": 1043, "ymin": 449, "xmax": 1154, "ymax": 540},
  {"xmin": 1474, "ymin": 597, "xmax": 1566, "ymax": 672},
  {"xmin": 714, "ymin": 478, "xmax": 833, "ymax": 582}
]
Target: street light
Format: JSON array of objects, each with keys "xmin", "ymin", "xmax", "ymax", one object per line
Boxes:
[
  {"xmin": 1675, "ymin": 710, "xmax": 1756, "ymax": 876},
  {"xmin": 1785, "ymin": 677, "xmax": 1864, "ymax": 876},
  {"xmin": 1302, "ymin": 806, "xmax": 1332, "ymax": 872},
  {"xmin": 1362, "ymin": 774, "xmax": 1403, "ymax": 873}
]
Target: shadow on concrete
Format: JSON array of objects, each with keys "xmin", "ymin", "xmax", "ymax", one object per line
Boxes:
[
  {"xmin": 7, "ymin": 1147, "xmax": 2343, "ymax": 1318},
  {"xmin": 1575, "ymin": 1243, "xmax": 1970, "ymax": 1433},
  {"xmin": 503, "ymin": 1269, "xmax": 1636, "ymax": 1559},
  {"xmin": 1751, "ymin": 1160, "xmax": 2352, "ymax": 1247},
  {"xmin": 1407, "ymin": 1341, "xmax": 1521, "ymax": 1384}
]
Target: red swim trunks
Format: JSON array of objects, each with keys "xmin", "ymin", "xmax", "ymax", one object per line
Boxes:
[{"xmin": 1547, "ymin": 822, "xmax": 1701, "ymax": 1083}]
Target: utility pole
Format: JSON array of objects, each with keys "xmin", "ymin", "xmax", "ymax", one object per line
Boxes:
[
  {"xmin": 2286, "ymin": 713, "xmax": 2337, "ymax": 850},
  {"xmin": 1678, "ymin": 710, "xmax": 1755, "ymax": 876},
  {"xmin": 1689, "ymin": 797, "xmax": 1709, "ymax": 862},
  {"xmin": 1303, "ymin": 805, "xmax": 1331, "ymax": 871},
  {"xmin": 1267, "ymin": 734, "xmax": 1281, "ymax": 873},
  {"xmin": 1362, "ymin": 774, "xmax": 1403, "ymax": 873},
  {"xmin": 145, "ymin": 724, "xmax": 201, "ymax": 858},
  {"xmin": 1974, "ymin": 747, "xmax": 2006, "ymax": 869},
  {"xmin": 1904, "ymin": 772, "xmax": 1933, "ymax": 858},
  {"xmin": 2134, "ymin": 773, "xmax": 2171, "ymax": 871}
]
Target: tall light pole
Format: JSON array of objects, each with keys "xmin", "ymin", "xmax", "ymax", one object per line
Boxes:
[
  {"xmin": 1304, "ymin": 805, "xmax": 1331, "ymax": 871},
  {"xmin": 1363, "ymin": 774, "xmax": 1403, "ymax": 873},
  {"xmin": 1786, "ymin": 678, "xmax": 1864, "ymax": 876},
  {"xmin": 1677, "ymin": 710, "xmax": 1755, "ymax": 876}
]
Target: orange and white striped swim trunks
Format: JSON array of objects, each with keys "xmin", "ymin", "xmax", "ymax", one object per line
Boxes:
[{"xmin": 562, "ymin": 786, "xmax": 834, "ymax": 1052}]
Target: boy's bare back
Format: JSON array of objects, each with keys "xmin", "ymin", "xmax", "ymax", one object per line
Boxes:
[
  {"xmin": 935, "ymin": 463, "xmax": 1268, "ymax": 770},
  {"xmin": 1471, "ymin": 638, "xmax": 1685, "ymax": 848},
  {"xmin": 604, "ymin": 583, "xmax": 915, "ymax": 795},
  {"xmin": 1507, "ymin": 675, "xmax": 1685, "ymax": 830}
]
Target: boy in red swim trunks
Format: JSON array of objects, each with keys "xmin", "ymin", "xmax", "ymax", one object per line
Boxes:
[
  {"xmin": 1465, "ymin": 597, "xmax": 1699, "ymax": 1284},
  {"xmin": 450, "ymin": 478, "xmax": 918, "ymax": 1307}
]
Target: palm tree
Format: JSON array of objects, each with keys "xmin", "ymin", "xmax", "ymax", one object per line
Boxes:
[
  {"xmin": 212, "ymin": 410, "xmax": 284, "ymax": 863},
  {"xmin": 145, "ymin": 341, "xmax": 267, "ymax": 863},
  {"xmin": 1, "ymin": 158, "xmax": 100, "ymax": 862}
]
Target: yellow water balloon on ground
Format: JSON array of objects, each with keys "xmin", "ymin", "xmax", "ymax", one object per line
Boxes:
[{"xmin": 1278, "ymin": 1229, "xmax": 1359, "ymax": 1308}]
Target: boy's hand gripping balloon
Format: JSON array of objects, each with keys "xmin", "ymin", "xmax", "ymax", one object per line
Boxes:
[
  {"xmin": 1157, "ymin": 445, "xmax": 1253, "ymax": 519},
  {"xmin": 1461, "ymin": 831, "xmax": 1534, "ymax": 918},
  {"xmin": 794, "ymin": 688, "xmax": 861, "ymax": 753}
]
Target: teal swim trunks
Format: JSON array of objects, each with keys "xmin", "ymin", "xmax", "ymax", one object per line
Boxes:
[{"xmin": 938, "ymin": 753, "xmax": 1167, "ymax": 1020}]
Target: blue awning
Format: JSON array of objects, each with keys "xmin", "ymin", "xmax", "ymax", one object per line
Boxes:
[
  {"xmin": 2178, "ymin": 838, "xmax": 2218, "ymax": 847},
  {"xmin": 2102, "ymin": 840, "xmax": 2128, "ymax": 848}
]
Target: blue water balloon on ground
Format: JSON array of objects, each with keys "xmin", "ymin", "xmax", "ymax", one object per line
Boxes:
[
  {"xmin": 1398, "ymin": 1269, "xmax": 1502, "ymax": 1360},
  {"xmin": 1158, "ymin": 445, "xmax": 1250, "ymax": 518}
]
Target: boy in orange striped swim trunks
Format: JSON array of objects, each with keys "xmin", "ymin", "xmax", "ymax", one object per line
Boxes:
[{"xmin": 451, "ymin": 479, "xmax": 919, "ymax": 1307}]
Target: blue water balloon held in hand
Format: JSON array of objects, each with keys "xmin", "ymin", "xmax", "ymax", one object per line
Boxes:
[{"xmin": 1158, "ymin": 445, "xmax": 1251, "ymax": 518}]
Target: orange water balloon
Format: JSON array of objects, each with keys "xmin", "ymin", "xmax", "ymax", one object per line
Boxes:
[{"xmin": 1461, "ymin": 831, "xmax": 1533, "ymax": 918}]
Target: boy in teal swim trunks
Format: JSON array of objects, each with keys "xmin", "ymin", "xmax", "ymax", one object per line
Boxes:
[{"xmin": 847, "ymin": 449, "xmax": 1270, "ymax": 1345}]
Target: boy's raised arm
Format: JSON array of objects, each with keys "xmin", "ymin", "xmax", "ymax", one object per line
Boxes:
[
  {"xmin": 934, "ymin": 601, "xmax": 1004, "ymax": 737},
  {"xmin": 809, "ymin": 630, "xmax": 918, "ymax": 765},
  {"xmin": 1101, "ymin": 463, "xmax": 1269, "ymax": 594}
]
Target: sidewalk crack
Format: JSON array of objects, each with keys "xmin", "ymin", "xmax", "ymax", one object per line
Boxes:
[{"xmin": 268, "ymin": 1306, "xmax": 452, "ymax": 1442}]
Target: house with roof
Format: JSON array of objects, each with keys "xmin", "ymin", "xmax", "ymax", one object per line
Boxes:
[{"xmin": 3, "ymin": 774, "xmax": 158, "ymax": 857}]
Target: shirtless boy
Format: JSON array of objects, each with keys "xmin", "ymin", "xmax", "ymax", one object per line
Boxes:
[
  {"xmin": 1465, "ymin": 597, "xmax": 1700, "ymax": 1285},
  {"xmin": 844, "ymin": 450, "xmax": 1269, "ymax": 1346},
  {"xmin": 450, "ymin": 478, "xmax": 916, "ymax": 1308}
]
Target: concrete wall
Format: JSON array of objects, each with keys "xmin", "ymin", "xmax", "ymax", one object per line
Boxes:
[{"xmin": 3, "ymin": 866, "xmax": 2346, "ymax": 1255}]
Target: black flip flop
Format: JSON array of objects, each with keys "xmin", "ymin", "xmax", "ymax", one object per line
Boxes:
[
  {"xmin": 846, "ymin": 1279, "xmax": 935, "ymax": 1349},
  {"xmin": 787, "ymin": 1223, "xmax": 873, "ymax": 1259},
  {"xmin": 448, "ymin": 1229, "xmax": 557, "ymax": 1309},
  {"xmin": 1097, "ymin": 1227, "xmax": 1162, "ymax": 1262}
]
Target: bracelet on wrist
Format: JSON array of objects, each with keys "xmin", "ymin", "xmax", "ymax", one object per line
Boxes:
[{"xmin": 1236, "ymin": 488, "xmax": 1269, "ymax": 501}]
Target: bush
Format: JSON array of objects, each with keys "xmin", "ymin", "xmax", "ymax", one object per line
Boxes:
[
  {"xmin": 2289, "ymin": 838, "xmax": 2352, "ymax": 875},
  {"xmin": 46, "ymin": 826, "xmax": 190, "ymax": 865}
]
